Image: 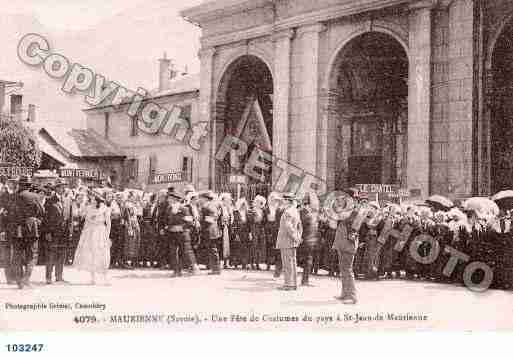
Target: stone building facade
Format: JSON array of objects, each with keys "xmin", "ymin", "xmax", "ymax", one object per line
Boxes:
[
  {"xmin": 181, "ymin": 0, "xmax": 513, "ymax": 199},
  {"xmin": 84, "ymin": 65, "xmax": 203, "ymax": 192}
]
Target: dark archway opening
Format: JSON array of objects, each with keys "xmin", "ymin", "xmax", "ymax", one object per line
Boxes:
[
  {"xmin": 491, "ymin": 20, "xmax": 513, "ymax": 193},
  {"xmin": 215, "ymin": 55, "xmax": 274, "ymax": 196},
  {"xmin": 328, "ymin": 32, "xmax": 408, "ymax": 189}
]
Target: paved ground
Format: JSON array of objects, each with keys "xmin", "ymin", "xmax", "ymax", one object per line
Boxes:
[{"xmin": 0, "ymin": 266, "xmax": 512, "ymax": 331}]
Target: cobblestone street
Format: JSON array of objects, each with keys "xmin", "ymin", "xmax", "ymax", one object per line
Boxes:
[{"xmin": 1, "ymin": 266, "xmax": 512, "ymax": 331}]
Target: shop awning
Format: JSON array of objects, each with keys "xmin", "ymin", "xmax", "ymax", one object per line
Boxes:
[{"xmin": 36, "ymin": 133, "xmax": 77, "ymax": 168}]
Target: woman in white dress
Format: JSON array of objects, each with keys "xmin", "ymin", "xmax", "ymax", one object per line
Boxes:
[{"xmin": 74, "ymin": 193, "xmax": 111, "ymax": 285}]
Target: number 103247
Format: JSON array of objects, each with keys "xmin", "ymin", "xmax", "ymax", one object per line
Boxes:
[{"xmin": 6, "ymin": 344, "xmax": 44, "ymax": 352}]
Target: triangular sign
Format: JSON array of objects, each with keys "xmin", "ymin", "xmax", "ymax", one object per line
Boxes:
[{"xmin": 234, "ymin": 99, "xmax": 272, "ymax": 152}]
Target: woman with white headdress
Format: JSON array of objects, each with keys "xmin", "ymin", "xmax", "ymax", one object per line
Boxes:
[
  {"xmin": 380, "ymin": 204, "xmax": 404, "ymax": 279},
  {"xmin": 249, "ymin": 195, "xmax": 267, "ymax": 270},
  {"xmin": 219, "ymin": 192, "xmax": 234, "ymax": 269},
  {"xmin": 123, "ymin": 197, "xmax": 141, "ymax": 269},
  {"xmin": 233, "ymin": 197, "xmax": 251, "ymax": 269}
]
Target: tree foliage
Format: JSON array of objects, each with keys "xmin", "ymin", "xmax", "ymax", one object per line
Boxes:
[{"xmin": 0, "ymin": 118, "xmax": 41, "ymax": 168}]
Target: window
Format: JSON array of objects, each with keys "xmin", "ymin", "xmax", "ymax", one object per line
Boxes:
[
  {"xmin": 104, "ymin": 112, "xmax": 110, "ymax": 139},
  {"xmin": 182, "ymin": 156, "xmax": 193, "ymax": 182},
  {"xmin": 130, "ymin": 115, "xmax": 138, "ymax": 137},
  {"xmin": 181, "ymin": 104, "xmax": 192, "ymax": 127},
  {"xmin": 149, "ymin": 154, "xmax": 157, "ymax": 182},
  {"xmin": 126, "ymin": 158, "xmax": 139, "ymax": 181}
]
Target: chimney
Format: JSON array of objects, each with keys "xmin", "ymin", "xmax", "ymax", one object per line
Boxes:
[
  {"xmin": 27, "ymin": 104, "xmax": 36, "ymax": 122},
  {"xmin": 182, "ymin": 65, "xmax": 189, "ymax": 76},
  {"xmin": 158, "ymin": 52, "xmax": 178, "ymax": 92},
  {"xmin": 10, "ymin": 94, "xmax": 22, "ymax": 115},
  {"xmin": 159, "ymin": 52, "xmax": 171, "ymax": 92}
]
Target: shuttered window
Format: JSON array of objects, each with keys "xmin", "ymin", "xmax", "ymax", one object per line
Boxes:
[
  {"xmin": 149, "ymin": 154, "xmax": 157, "ymax": 183},
  {"xmin": 181, "ymin": 104, "xmax": 192, "ymax": 126},
  {"xmin": 130, "ymin": 116, "xmax": 138, "ymax": 137},
  {"xmin": 104, "ymin": 112, "xmax": 110, "ymax": 139},
  {"xmin": 182, "ymin": 156, "xmax": 193, "ymax": 182}
]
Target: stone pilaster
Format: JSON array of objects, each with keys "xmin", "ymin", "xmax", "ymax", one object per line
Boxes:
[
  {"xmin": 198, "ymin": 47, "xmax": 216, "ymax": 190},
  {"xmin": 408, "ymin": 4, "xmax": 433, "ymax": 197},
  {"xmin": 290, "ymin": 23, "xmax": 326, "ymax": 176},
  {"xmin": 447, "ymin": 0, "xmax": 474, "ymax": 197},
  {"xmin": 272, "ymin": 29, "xmax": 294, "ymax": 184}
]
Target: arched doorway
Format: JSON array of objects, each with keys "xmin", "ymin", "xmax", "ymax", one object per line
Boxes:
[
  {"xmin": 490, "ymin": 19, "xmax": 513, "ymax": 193},
  {"xmin": 326, "ymin": 32, "xmax": 408, "ymax": 189},
  {"xmin": 215, "ymin": 55, "xmax": 274, "ymax": 195}
]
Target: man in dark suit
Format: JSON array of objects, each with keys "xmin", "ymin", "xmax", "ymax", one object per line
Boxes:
[
  {"xmin": 1, "ymin": 177, "xmax": 19, "ymax": 284},
  {"xmin": 332, "ymin": 195, "xmax": 359, "ymax": 305},
  {"xmin": 43, "ymin": 179, "xmax": 69, "ymax": 284},
  {"xmin": 152, "ymin": 190, "xmax": 169, "ymax": 268},
  {"xmin": 200, "ymin": 191, "xmax": 222, "ymax": 275},
  {"xmin": 165, "ymin": 191, "xmax": 186, "ymax": 277},
  {"xmin": 13, "ymin": 176, "xmax": 44, "ymax": 289}
]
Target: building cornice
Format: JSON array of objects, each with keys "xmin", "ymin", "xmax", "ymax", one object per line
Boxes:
[
  {"xmin": 272, "ymin": 0, "xmax": 412, "ymax": 31},
  {"xmin": 271, "ymin": 28, "xmax": 295, "ymax": 42},
  {"xmin": 200, "ymin": 24, "xmax": 274, "ymax": 48},
  {"xmin": 295, "ymin": 23, "xmax": 327, "ymax": 37},
  {"xmin": 408, "ymin": 0, "xmax": 438, "ymax": 10},
  {"xmin": 187, "ymin": 0, "xmax": 449, "ymax": 48},
  {"xmin": 181, "ymin": 0, "xmax": 273, "ymax": 26}
]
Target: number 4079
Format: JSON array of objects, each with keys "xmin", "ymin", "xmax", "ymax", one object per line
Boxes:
[{"xmin": 6, "ymin": 344, "xmax": 44, "ymax": 352}]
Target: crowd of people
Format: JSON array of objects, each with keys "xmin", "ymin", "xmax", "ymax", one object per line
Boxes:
[{"xmin": 1, "ymin": 175, "xmax": 513, "ymax": 303}]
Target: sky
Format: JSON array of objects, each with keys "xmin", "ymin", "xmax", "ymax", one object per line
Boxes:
[
  {"xmin": 0, "ymin": 0, "xmax": 204, "ymax": 127},
  {"xmin": 3, "ymin": 0, "xmax": 161, "ymax": 30}
]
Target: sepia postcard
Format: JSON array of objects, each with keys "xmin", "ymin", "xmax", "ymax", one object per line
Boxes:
[{"xmin": 1, "ymin": 0, "xmax": 513, "ymax": 344}]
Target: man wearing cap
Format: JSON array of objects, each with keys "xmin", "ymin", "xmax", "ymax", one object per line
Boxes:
[
  {"xmin": 276, "ymin": 193, "xmax": 303, "ymax": 290},
  {"xmin": 12, "ymin": 176, "xmax": 44, "ymax": 289},
  {"xmin": 199, "ymin": 191, "xmax": 222, "ymax": 275},
  {"xmin": 43, "ymin": 179, "xmax": 69, "ymax": 284},
  {"xmin": 165, "ymin": 190, "xmax": 186, "ymax": 277},
  {"xmin": 182, "ymin": 192, "xmax": 200, "ymax": 275},
  {"xmin": 1, "ymin": 177, "xmax": 19, "ymax": 284}
]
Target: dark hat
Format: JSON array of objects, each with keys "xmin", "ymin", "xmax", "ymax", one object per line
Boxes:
[
  {"xmin": 18, "ymin": 175, "xmax": 32, "ymax": 187},
  {"xmin": 184, "ymin": 184, "xmax": 195, "ymax": 194},
  {"xmin": 168, "ymin": 191, "xmax": 183, "ymax": 201},
  {"xmin": 199, "ymin": 190, "xmax": 216, "ymax": 200},
  {"xmin": 6, "ymin": 176, "xmax": 19, "ymax": 183},
  {"xmin": 90, "ymin": 190, "xmax": 105, "ymax": 203},
  {"xmin": 345, "ymin": 187, "xmax": 360, "ymax": 198},
  {"xmin": 167, "ymin": 186, "xmax": 175, "ymax": 193},
  {"xmin": 54, "ymin": 178, "xmax": 67, "ymax": 187},
  {"xmin": 30, "ymin": 184, "xmax": 43, "ymax": 192},
  {"xmin": 281, "ymin": 192, "xmax": 297, "ymax": 201}
]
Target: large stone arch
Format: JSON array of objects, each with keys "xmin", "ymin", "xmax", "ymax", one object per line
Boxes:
[
  {"xmin": 323, "ymin": 26, "xmax": 409, "ymax": 92},
  {"xmin": 485, "ymin": 11, "xmax": 513, "ymax": 71},
  {"xmin": 213, "ymin": 53, "xmax": 274, "ymax": 191},
  {"xmin": 214, "ymin": 46, "xmax": 275, "ymax": 103},
  {"xmin": 485, "ymin": 13, "xmax": 513, "ymax": 193},
  {"xmin": 322, "ymin": 30, "xmax": 409, "ymax": 190}
]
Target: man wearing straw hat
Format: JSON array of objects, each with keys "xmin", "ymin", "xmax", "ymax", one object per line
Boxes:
[
  {"xmin": 199, "ymin": 190, "xmax": 222, "ymax": 275},
  {"xmin": 43, "ymin": 179, "xmax": 69, "ymax": 285},
  {"xmin": 331, "ymin": 192, "xmax": 359, "ymax": 304},
  {"xmin": 276, "ymin": 193, "xmax": 303, "ymax": 290}
]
